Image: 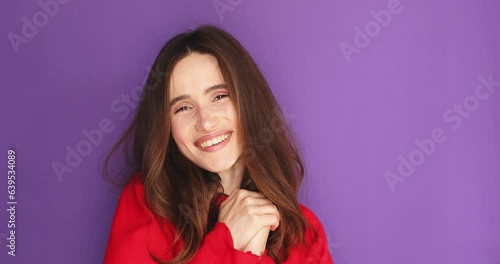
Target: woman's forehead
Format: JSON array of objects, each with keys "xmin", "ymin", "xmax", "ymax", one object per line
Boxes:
[{"xmin": 169, "ymin": 53, "xmax": 225, "ymax": 96}]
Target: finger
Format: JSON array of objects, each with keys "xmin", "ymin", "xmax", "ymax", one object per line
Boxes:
[
  {"xmin": 271, "ymin": 209, "xmax": 281, "ymax": 231},
  {"xmin": 240, "ymin": 197, "xmax": 275, "ymax": 207},
  {"xmin": 226, "ymin": 188, "xmax": 239, "ymax": 201},
  {"xmin": 234, "ymin": 189, "xmax": 266, "ymax": 201},
  {"xmin": 255, "ymin": 214, "xmax": 280, "ymax": 229},
  {"xmin": 250, "ymin": 204, "xmax": 279, "ymax": 215},
  {"xmin": 254, "ymin": 205, "xmax": 280, "ymax": 231},
  {"xmin": 223, "ymin": 188, "xmax": 259, "ymax": 205},
  {"xmin": 270, "ymin": 220, "xmax": 280, "ymax": 231},
  {"xmin": 220, "ymin": 188, "xmax": 239, "ymax": 208}
]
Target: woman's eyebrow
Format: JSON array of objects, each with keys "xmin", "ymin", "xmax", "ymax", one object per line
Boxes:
[{"xmin": 169, "ymin": 84, "xmax": 227, "ymax": 108}]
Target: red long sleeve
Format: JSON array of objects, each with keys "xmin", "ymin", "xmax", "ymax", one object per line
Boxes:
[{"xmin": 103, "ymin": 173, "xmax": 334, "ymax": 264}]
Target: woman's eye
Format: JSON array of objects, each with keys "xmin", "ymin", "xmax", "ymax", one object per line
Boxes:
[
  {"xmin": 174, "ymin": 106, "xmax": 189, "ymax": 114},
  {"xmin": 214, "ymin": 94, "xmax": 229, "ymax": 101}
]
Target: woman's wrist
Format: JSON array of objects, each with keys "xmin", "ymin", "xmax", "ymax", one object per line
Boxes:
[{"xmin": 241, "ymin": 226, "xmax": 270, "ymax": 256}]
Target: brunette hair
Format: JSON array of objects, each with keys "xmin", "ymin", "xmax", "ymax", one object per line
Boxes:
[{"xmin": 103, "ymin": 24, "xmax": 313, "ymax": 263}]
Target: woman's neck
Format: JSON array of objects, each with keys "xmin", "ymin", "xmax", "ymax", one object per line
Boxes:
[{"xmin": 217, "ymin": 157, "xmax": 245, "ymax": 195}]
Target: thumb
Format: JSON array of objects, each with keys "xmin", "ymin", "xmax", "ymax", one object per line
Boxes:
[{"xmin": 221, "ymin": 188, "xmax": 239, "ymax": 207}]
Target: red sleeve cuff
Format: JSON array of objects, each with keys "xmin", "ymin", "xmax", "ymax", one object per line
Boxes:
[{"xmin": 213, "ymin": 222, "xmax": 272, "ymax": 263}]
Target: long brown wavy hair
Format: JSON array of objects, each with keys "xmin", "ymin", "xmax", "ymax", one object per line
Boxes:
[{"xmin": 103, "ymin": 24, "xmax": 314, "ymax": 263}]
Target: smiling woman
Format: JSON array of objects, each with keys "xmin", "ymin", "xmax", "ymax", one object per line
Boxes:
[
  {"xmin": 168, "ymin": 54, "xmax": 243, "ymax": 181},
  {"xmin": 102, "ymin": 25, "xmax": 334, "ymax": 264}
]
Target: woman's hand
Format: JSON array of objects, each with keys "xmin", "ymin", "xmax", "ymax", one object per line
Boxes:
[
  {"xmin": 218, "ymin": 189, "xmax": 280, "ymax": 254},
  {"xmin": 242, "ymin": 226, "xmax": 270, "ymax": 256}
]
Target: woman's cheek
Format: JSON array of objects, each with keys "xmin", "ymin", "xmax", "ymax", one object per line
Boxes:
[
  {"xmin": 170, "ymin": 119, "xmax": 198, "ymax": 163},
  {"xmin": 170, "ymin": 120, "xmax": 187, "ymax": 145}
]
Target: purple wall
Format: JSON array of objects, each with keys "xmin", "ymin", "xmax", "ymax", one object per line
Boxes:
[{"xmin": 1, "ymin": 0, "xmax": 499, "ymax": 263}]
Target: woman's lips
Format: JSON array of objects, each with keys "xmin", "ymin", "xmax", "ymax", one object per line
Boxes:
[
  {"xmin": 194, "ymin": 130, "xmax": 232, "ymax": 146},
  {"xmin": 198, "ymin": 132, "xmax": 231, "ymax": 148},
  {"xmin": 196, "ymin": 132, "xmax": 232, "ymax": 152}
]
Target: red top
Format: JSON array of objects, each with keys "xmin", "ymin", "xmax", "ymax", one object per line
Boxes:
[{"xmin": 103, "ymin": 173, "xmax": 334, "ymax": 264}]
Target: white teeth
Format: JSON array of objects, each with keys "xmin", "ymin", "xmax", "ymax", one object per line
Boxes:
[{"xmin": 199, "ymin": 133, "xmax": 230, "ymax": 148}]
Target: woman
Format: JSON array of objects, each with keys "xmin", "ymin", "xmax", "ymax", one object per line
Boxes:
[{"xmin": 103, "ymin": 24, "xmax": 334, "ymax": 264}]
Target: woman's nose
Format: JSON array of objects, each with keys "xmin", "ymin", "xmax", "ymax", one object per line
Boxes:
[{"xmin": 195, "ymin": 106, "xmax": 219, "ymax": 132}]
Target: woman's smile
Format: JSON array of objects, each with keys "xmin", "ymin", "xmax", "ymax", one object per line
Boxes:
[
  {"xmin": 169, "ymin": 53, "xmax": 243, "ymax": 175},
  {"xmin": 196, "ymin": 131, "xmax": 233, "ymax": 149}
]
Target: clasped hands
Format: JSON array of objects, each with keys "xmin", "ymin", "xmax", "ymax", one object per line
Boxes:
[{"xmin": 218, "ymin": 189, "xmax": 280, "ymax": 256}]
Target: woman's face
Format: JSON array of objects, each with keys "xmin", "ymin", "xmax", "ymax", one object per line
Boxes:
[{"xmin": 168, "ymin": 53, "xmax": 243, "ymax": 175}]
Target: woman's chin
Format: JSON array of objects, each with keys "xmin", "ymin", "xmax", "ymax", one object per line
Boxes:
[
  {"xmin": 206, "ymin": 165, "xmax": 232, "ymax": 175},
  {"xmin": 201, "ymin": 160, "xmax": 239, "ymax": 176}
]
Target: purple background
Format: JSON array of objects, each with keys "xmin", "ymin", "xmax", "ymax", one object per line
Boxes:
[{"xmin": 1, "ymin": 0, "xmax": 499, "ymax": 263}]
